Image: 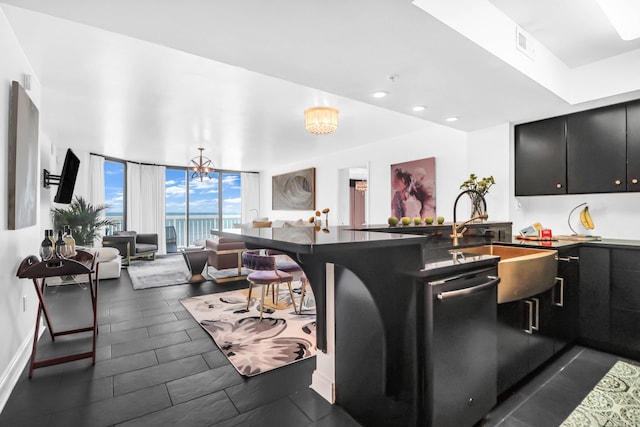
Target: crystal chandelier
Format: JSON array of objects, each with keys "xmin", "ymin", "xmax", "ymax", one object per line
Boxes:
[
  {"xmin": 304, "ymin": 106, "xmax": 339, "ymax": 135},
  {"xmin": 189, "ymin": 147, "xmax": 215, "ymax": 181}
]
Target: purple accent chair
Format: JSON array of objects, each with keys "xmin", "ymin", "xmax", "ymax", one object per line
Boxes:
[{"xmin": 242, "ymin": 252, "xmax": 296, "ymax": 320}]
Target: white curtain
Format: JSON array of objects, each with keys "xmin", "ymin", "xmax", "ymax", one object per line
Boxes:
[
  {"xmin": 89, "ymin": 154, "xmax": 105, "ymax": 245},
  {"xmin": 241, "ymin": 172, "xmax": 260, "ymax": 223},
  {"xmin": 127, "ymin": 162, "xmax": 167, "ymax": 254}
]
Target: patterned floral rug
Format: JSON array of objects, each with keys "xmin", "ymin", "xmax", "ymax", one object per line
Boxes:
[
  {"xmin": 180, "ymin": 285, "xmax": 316, "ymax": 376},
  {"xmin": 561, "ymin": 360, "xmax": 640, "ymax": 426}
]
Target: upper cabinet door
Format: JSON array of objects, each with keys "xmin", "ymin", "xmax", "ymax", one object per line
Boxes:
[
  {"xmin": 515, "ymin": 117, "xmax": 567, "ymax": 196},
  {"xmin": 567, "ymin": 105, "xmax": 626, "ymax": 194},
  {"xmin": 627, "ymin": 102, "xmax": 640, "ymax": 192}
]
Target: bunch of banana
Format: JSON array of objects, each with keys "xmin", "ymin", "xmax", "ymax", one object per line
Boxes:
[{"xmin": 580, "ymin": 206, "xmax": 595, "ymax": 230}]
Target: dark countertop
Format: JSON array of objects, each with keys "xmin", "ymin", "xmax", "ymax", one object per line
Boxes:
[
  {"xmin": 501, "ymin": 237, "xmax": 640, "ymax": 250},
  {"xmin": 214, "ymin": 224, "xmax": 640, "ymax": 260},
  {"xmin": 214, "ymin": 225, "xmax": 428, "ymax": 254}
]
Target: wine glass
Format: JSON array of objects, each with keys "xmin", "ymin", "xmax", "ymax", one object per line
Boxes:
[
  {"xmin": 60, "ymin": 242, "xmax": 75, "ymax": 259},
  {"xmin": 40, "ymin": 245, "xmax": 54, "ymax": 262}
]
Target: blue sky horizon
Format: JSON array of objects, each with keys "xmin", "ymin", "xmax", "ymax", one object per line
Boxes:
[{"xmin": 104, "ymin": 161, "xmax": 242, "ymax": 216}]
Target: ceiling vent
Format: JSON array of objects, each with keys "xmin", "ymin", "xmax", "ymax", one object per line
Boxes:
[{"xmin": 515, "ymin": 26, "xmax": 535, "ymax": 59}]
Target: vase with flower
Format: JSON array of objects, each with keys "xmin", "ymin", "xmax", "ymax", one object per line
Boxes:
[{"xmin": 459, "ymin": 174, "xmax": 495, "ymax": 222}]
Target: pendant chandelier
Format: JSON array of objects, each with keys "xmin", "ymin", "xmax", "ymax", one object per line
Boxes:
[
  {"xmin": 189, "ymin": 147, "xmax": 215, "ymax": 181},
  {"xmin": 304, "ymin": 106, "xmax": 339, "ymax": 135}
]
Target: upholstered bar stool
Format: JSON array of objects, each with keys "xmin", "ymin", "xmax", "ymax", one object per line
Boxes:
[
  {"xmin": 265, "ymin": 249, "xmax": 309, "ymax": 314},
  {"xmin": 242, "ymin": 252, "xmax": 297, "ymax": 320}
]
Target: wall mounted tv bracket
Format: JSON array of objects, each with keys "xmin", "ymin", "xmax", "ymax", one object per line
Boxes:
[{"xmin": 42, "ymin": 169, "xmax": 61, "ymax": 188}]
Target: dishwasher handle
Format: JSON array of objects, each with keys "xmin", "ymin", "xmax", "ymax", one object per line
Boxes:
[{"xmin": 436, "ymin": 276, "xmax": 500, "ymax": 300}]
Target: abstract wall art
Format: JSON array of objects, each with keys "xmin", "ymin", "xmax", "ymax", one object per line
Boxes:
[
  {"xmin": 272, "ymin": 167, "xmax": 316, "ymax": 210},
  {"xmin": 8, "ymin": 81, "xmax": 39, "ymax": 230},
  {"xmin": 390, "ymin": 157, "xmax": 436, "ymax": 219}
]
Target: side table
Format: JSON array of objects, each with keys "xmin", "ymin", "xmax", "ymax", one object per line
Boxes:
[
  {"xmin": 16, "ymin": 250, "xmax": 99, "ymax": 378},
  {"xmin": 180, "ymin": 247, "xmax": 211, "ymax": 283}
]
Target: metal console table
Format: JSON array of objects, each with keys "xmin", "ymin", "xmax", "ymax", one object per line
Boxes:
[{"xmin": 17, "ymin": 250, "xmax": 99, "ymax": 378}]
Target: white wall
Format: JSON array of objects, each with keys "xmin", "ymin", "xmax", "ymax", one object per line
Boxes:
[
  {"xmin": 0, "ymin": 9, "xmax": 45, "ymax": 411},
  {"xmin": 261, "ymin": 122, "xmax": 469, "ymax": 225},
  {"xmin": 467, "ymin": 123, "xmax": 510, "ymax": 221}
]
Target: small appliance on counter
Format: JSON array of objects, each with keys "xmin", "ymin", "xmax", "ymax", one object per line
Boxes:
[{"xmin": 516, "ymin": 222, "xmax": 556, "ymax": 241}]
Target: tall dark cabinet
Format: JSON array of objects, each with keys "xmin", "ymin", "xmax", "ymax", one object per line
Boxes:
[
  {"xmin": 514, "ymin": 117, "xmax": 566, "ymax": 196},
  {"xmin": 567, "ymin": 105, "xmax": 627, "ymax": 194},
  {"xmin": 627, "ymin": 101, "xmax": 640, "ymax": 191}
]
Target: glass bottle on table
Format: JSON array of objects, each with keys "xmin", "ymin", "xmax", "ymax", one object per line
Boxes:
[
  {"xmin": 64, "ymin": 226, "xmax": 76, "ymax": 257},
  {"xmin": 55, "ymin": 230, "xmax": 66, "ymax": 258},
  {"xmin": 48, "ymin": 229, "xmax": 56, "ymax": 250},
  {"xmin": 39, "ymin": 230, "xmax": 54, "ymax": 261}
]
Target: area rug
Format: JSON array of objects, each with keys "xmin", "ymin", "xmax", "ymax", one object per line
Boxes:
[
  {"xmin": 180, "ymin": 285, "xmax": 316, "ymax": 376},
  {"xmin": 561, "ymin": 360, "xmax": 640, "ymax": 426},
  {"xmin": 128, "ymin": 255, "xmax": 191, "ymax": 290}
]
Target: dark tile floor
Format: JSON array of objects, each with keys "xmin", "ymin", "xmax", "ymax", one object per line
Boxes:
[{"xmin": 1, "ymin": 265, "xmax": 636, "ymax": 426}]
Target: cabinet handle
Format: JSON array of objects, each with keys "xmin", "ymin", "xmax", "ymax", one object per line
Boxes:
[
  {"xmin": 532, "ymin": 297, "xmax": 540, "ymax": 331},
  {"xmin": 524, "ymin": 300, "xmax": 534, "ymax": 335},
  {"xmin": 556, "ymin": 183, "xmax": 562, "ymax": 189},
  {"xmin": 632, "ymin": 178, "xmax": 639, "ymax": 184},
  {"xmin": 558, "ymin": 256, "xmax": 579, "ymax": 263},
  {"xmin": 553, "ymin": 277, "xmax": 564, "ymax": 307},
  {"xmin": 615, "ymin": 179, "xmax": 621, "ymax": 185}
]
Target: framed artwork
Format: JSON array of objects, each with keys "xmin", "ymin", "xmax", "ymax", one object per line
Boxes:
[
  {"xmin": 8, "ymin": 81, "xmax": 39, "ymax": 230},
  {"xmin": 391, "ymin": 157, "xmax": 436, "ymax": 219},
  {"xmin": 272, "ymin": 167, "xmax": 316, "ymax": 210}
]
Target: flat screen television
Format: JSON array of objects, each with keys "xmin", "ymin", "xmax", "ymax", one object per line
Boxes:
[
  {"xmin": 44, "ymin": 148, "xmax": 80, "ymax": 204},
  {"xmin": 53, "ymin": 149, "xmax": 80, "ymax": 204}
]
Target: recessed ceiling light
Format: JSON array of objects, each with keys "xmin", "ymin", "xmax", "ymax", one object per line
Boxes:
[
  {"xmin": 372, "ymin": 91, "xmax": 388, "ymax": 98},
  {"xmin": 412, "ymin": 106, "xmax": 425, "ymax": 112},
  {"xmin": 445, "ymin": 116, "xmax": 459, "ymax": 122}
]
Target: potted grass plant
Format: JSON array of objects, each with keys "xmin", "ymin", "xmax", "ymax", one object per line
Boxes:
[{"xmin": 51, "ymin": 196, "xmax": 116, "ymax": 246}]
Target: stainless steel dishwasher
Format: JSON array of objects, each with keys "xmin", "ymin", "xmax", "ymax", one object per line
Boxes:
[{"xmin": 417, "ymin": 260, "xmax": 500, "ymax": 427}]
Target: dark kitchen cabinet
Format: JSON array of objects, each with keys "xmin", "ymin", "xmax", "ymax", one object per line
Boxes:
[
  {"xmin": 567, "ymin": 104, "xmax": 627, "ymax": 194},
  {"xmin": 526, "ymin": 290, "xmax": 555, "ymax": 372},
  {"xmin": 497, "ymin": 299, "xmax": 529, "ymax": 394},
  {"xmin": 497, "ymin": 288, "xmax": 555, "ymax": 394},
  {"xmin": 627, "ymin": 101, "xmax": 640, "ymax": 191},
  {"xmin": 515, "ymin": 117, "xmax": 567, "ymax": 196},
  {"xmin": 553, "ymin": 248, "xmax": 579, "ymax": 352},
  {"xmin": 578, "ymin": 246, "xmax": 610, "ymax": 343},
  {"xmin": 610, "ymin": 249, "xmax": 640, "ymax": 354}
]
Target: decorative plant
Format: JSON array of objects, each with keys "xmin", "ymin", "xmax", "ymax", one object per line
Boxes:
[
  {"xmin": 460, "ymin": 174, "xmax": 495, "ymax": 218},
  {"xmin": 51, "ymin": 196, "xmax": 116, "ymax": 246}
]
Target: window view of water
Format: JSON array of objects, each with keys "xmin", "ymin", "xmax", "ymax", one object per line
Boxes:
[{"xmin": 104, "ymin": 160, "xmax": 242, "ymax": 250}]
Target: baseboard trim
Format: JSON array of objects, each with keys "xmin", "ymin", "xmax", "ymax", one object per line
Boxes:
[
  {"xmin": 310, "ymin": 368, "xmax": 336, "ymax": 404},
  {"xmin": 0, "ymin": 324, "xmax": 40, "ymax": 413}
]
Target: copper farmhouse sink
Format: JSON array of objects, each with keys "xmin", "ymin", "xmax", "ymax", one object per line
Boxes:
[{"xmin": 461, "ymin": 245, "xmax": 558, "ymax": 304}]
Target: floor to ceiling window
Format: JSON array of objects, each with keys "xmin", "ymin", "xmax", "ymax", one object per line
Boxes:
[
  {"xmin": 164, "ymin": 169, "xmax": 242, "ymax": 247},
  {"xmin": 222, "ymin": 173, "xmax": 242, "ymax": 230},
  {"xmin": 106, "ymin": 158, "xmax": 246, "ymax": 247},
  {"xmin": 165, "ymin": 168, "xmax": 187, "ymax": 248},
  {"xmin": 188, "ymin": 172, "xmax": 219, "ymax": 245},
  {"xmin": 104, "ymin": 159, "xmax": 125, "ymax": 233}
]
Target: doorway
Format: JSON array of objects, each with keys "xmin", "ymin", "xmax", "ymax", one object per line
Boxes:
[{"xmin": 349, "ymin": 179, "xmax": 366, "ymax": 226}]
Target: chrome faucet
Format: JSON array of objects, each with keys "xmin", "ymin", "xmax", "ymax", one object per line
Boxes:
[{"xmin": 451, "ymin": 189, "xmax": 489, "ymax": 246}]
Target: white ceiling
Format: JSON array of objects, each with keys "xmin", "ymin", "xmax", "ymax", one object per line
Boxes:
[{"xmin": 2, "ymin": 0, "xmax": 640, "ymax": 171}]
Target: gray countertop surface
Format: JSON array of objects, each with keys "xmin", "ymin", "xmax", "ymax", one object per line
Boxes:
[{"xmin": 213, "ymin": 224, "xmax": 640, "ymax": 256}]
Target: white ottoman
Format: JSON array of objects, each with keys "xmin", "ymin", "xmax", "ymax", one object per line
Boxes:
[{"xmin": 94, "ymin": 246, "xmax": 122, "ymax": 280}]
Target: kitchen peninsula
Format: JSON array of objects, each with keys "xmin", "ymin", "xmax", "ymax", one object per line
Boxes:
[{"xmin": 212, "ymin": 222, "xmax": 512, "ymax": 426}]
